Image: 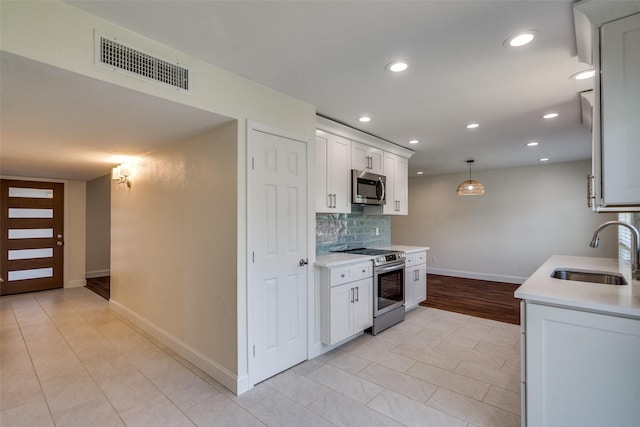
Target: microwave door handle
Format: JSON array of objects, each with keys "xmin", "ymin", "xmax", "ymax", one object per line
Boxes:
[{"xmin": 377, "ymin": 178, "xmax": 385, "ymax": 202}]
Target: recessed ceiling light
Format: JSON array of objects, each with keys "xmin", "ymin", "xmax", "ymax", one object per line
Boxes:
[
  {"xmin": 359, "ymin": 116, "xmax": 371, "ymax": 123},
  {"xmin": 539, "ymin": 158, "xmax": 550, "ymax": 162},
  {"xmin": 504, "ymin": 30, "xmax": 538, "ymax": 48},
  {"xmin": 417, "ymin": 171, "xmax": 424, "ymax": 175},
  {"xmin": 542, "ymin": 113, "xmax": 558, "ymax": 119},
  {"xmin": 527, "ymin": 141, "xmax": 539, "ymax": 147},
  {"xmin": 386, "ymin": 61, "xmax": 408, "ymax": 72},
  {"xmin": 409, "ymin": 139, "xmax": 419, "ymax": 144},
  {"xmin": 571, "ymin": 69, "xmax": 595, "ymax": 80},
  {"xmin": 466, "ymin": 123, "xmax": 479, "ymax": 129}
]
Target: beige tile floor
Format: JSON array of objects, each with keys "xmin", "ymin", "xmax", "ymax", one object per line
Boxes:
[{"xmin": 1, "ymin": 287, "xmax": 521, "ymax": 426}]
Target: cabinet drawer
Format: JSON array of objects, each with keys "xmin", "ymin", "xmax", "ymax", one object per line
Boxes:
[
  {"xmin": 330, "ymin": 262, "xmax": 372, "ymax": 286},
  {"xmin": 405, "ymin": 251, "xmax": 426, "ymax": 266}
]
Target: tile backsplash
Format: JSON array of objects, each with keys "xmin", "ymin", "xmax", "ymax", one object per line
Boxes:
[{"xmin": 316, "ymin": 206, "xmax": 390, "ymax": 254}]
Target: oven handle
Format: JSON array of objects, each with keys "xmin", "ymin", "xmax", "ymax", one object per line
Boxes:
[{"xmin": 375, "ymin": 262, "xmax": 405, "ymax": 273}]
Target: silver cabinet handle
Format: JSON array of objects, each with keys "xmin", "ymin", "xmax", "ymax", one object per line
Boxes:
[
  {"xmin": 586, "ymin": 174, "xmax": 595, "ymax": 208},
  {"xmin": 327, "ymin": 194, "xmax": 332, "ymax": 208},
  {"xmin": 333, "ymin": 194, "xmax": 337, "ymax": 208},
  {"xmin": 350, "ymin": 287, "xmax": 355, "ymax": 303},
  {"xmin": 355, "ymin": 286, "xmax": 359, "ymax": 302},
  {"xmin": 414, "ymin": 270, "xmax": 419, "ymax": 281}
]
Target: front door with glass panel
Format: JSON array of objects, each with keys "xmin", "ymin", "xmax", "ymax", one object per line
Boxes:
[{"xmin": 1, "ymin": 180, "xmax": 64, "ymax": 295}]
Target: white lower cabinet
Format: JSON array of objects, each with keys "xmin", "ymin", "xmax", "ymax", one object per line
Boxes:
[
  {"xmin": 404, "ymin": 251, "xmax": 427, "ymax": 310},
  {"xmin": 523, "ymin": 301, "xmax": 640, "ymax": 426},
  {"xmin": 319, "ymin": 261, "xmax": 373, "ymax": 345}
]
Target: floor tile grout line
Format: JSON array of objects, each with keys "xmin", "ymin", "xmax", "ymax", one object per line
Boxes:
[
  {"xmin": 33, "ymin": 291, "xmax": 132, "ymax": 426},
  {"xmin": 7, "ymin": 295, "xmax": 57, "ymax": 424}
]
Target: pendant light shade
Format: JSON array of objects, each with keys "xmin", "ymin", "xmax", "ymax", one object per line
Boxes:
[{"xmin": 456, "ymin": 160, "xmax": 485, "ymax": 196}]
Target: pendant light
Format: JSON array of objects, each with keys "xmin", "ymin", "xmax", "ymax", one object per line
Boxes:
[{"xmin": 456, "ymin": 160, "xmax": 485, "ymax": 196}]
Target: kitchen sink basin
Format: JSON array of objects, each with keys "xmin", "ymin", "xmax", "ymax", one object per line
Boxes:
[{"xmin": 550, "ymin": 269, "xmax": 627, "ymax": 286}]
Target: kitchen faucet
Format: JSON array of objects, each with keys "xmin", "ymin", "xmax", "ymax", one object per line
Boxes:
[{"xmin": 589, "ymin": 220, "xmax": 640, "ymax": 280}]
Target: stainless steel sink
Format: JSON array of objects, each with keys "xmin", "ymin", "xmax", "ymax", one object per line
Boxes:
[{"xmin": 551, "ymin": 269, "xmax": 628, "ymax": 286}]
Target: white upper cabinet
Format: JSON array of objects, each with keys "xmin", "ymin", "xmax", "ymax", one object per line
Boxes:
[
  {"xmin": 576, "ymin": 2, "xmax": 640, "ymax": 211},
  {"xmin": 315, "ymin": 130, "xmax": 351, "ymax": 213},
  {"xmin": 382, "ymin": 152, "xmax": 409, "ymax": 215},
  {"xmin": 351, "ymin": 141, "xmax": 384, "ymax": 175},
  {"xmin": 316, "ymin": 116, "xmax": 414, "ymax": 215},
  {"xmin": 598, "ymin": 13, "xmax": 640, "ymax": 209}
]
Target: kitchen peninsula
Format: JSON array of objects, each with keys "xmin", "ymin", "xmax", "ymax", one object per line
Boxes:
[{"xmin": 515, "ymin": 255, "xmax": 640, "ymax": 426}]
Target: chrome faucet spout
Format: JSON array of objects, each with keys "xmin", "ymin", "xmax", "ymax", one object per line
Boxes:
[{"xmin": 589, "ymin": 221, "xmax": 640, "ymax": 280}]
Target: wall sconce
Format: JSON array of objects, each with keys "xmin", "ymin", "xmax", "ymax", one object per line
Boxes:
[{"xmin": 112, "ymin": 163, "xmax": 132, "ymax": 188}]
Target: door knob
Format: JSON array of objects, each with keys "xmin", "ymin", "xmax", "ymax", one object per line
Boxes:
[
  {"xmin": 57, "ymin": 241, "xmax": 63, "ymax": 246},
  {"xmin": 299, "ymin": 258, "xmax": 308, "ymax": 266}
]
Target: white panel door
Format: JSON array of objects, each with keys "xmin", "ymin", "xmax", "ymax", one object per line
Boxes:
[{"xmin": 250, "ymin": 127, "xmax": 308, "ymax": 385}]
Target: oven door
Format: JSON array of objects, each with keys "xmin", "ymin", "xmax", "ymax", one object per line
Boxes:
[{"xmin": 374, "ymin": 261, "xmax": 405, "ymax": 316}]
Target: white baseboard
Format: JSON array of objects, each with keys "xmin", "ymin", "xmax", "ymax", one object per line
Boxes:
[
  {"xmin": 85, "ymin": 269, "xmax": 110, "ymax": 278},
  {"xmin": 109, "ymin": 299, "xmax": 241, "ymax": 395},
  {"xmin": 66, "ymin": 279, "xmax": 87, "ymax": 288},
  {"xmin": 426, "ymin": 267, "xmax": 526, "ymax": 284}
]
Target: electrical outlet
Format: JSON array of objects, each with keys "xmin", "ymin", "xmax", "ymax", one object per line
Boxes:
[{"xmin": 375, "ymin": 227, "xmax": 380, "ymax": 236}]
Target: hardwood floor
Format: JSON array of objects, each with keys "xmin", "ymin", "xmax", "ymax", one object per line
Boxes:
[
  {"xmin": 85, "ymin": 276, "xmax": 110, "ymax": 300},
  {"xmin": 420, "ymin": 274, "xmax": 521, "ymax": 325}
]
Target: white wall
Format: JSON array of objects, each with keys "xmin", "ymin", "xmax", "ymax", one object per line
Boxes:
[
  {"xmin": 65, "ymin": 180, "xmax": 87, "ymax": 288},
  {"xmin": 110, "ymin": 122, "xmax": 240, "ymax": 390},
  {"xmin": 391, "ymin": 161, "xmax": 618, "ymax": 283},
  {"xmin": 85, "ymin": 174, "xmax": 110, "ymax": 277}
]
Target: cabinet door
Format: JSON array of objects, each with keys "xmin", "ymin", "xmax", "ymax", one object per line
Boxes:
[
  {"xmin": 352, "ymin": 141, "xmax": 383, "ymax": 175},
  {"xmin": 525, "ymin": 302, "xmax": 640, "ymax": 426},
  {"xmin": 352, "ymin": 278, "xmax": 373, "ymax": 333},
  {"xmin": 415, "ymin": 265, "xmax": 427, "ymax": 302},
  {"xmin": 382, "ymin": 153, "xmax": 396, "ymax": 215},
  {"xmin": 404, "ymin": 264, "xmax": 426, "ymax": 310},
  {"xmin": 382, "ymin": 153, "xmax": 408, "ymax": 215},
  {"xmin": 600, "ymin": 13, "xmax": 640, "ymax": 206},
  {"xmin": 315, "ymin": 133, "xmax": 330, "ymax": 211},
  {"xmin": 395, "ymin": 156, "xmax": 409, "ymax": 215},
  {"xmin": 316, "ymin": 131, "xmax": 351, "ymax": 214},
  {"xmin": 327, "ymin": 134, "xmax": 351, "ymax": 213},
  {"xmin": 327, "ymin": 282, "xmax": 354, "ymax": 345},
  {"xmin": 367, "ymin": 147, "xmax": 384, "ymax": 175}
]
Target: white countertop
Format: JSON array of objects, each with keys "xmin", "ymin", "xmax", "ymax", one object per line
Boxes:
[
  {"xmin": 314, "ymin": 245, "xmax": 430, "ymax": 268},
  {"xmin": 378, "ymin": 245, "xmax": 430, "ymax": 253},
  {"xmin": 515, "ymin": 255, "xmax": 640, "ymax": 318},
  {"xmin": 314, "ymin": 253, "xmax": 374, "ymax": 268}
]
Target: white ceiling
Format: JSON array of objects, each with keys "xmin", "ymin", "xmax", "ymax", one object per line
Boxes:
[{"xmin": 2, "ymin": 0, "xmax": 597, "ymax": 181}]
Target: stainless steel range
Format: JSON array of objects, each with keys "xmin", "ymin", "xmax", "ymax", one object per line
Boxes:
[{"xmin": 338, "ymin": 248, "xmax": 406, "ymax": 335}]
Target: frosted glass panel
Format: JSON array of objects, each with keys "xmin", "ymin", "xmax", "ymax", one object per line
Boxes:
[
  {"xmin": 9, "ymin": 187, "xmax": 54, "ymax": 198},
  {"xmin": 8, "ymin": 229, "xmax": 53, "ymax": 239},
  {"xmin": 8, "ymin": 208, "xmax": 53, "ymax": 218},
  {"xmin": 8, "ymin": 268, "xmax": 53, "ymax": 281},
  {"xmin": 8, "ymin": 248, "xmax": 53, "ymax": 260}
]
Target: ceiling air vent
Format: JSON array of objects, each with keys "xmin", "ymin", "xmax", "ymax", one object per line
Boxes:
[{"xmin": 96, "ymin": 33, "xmax": 189, "ymax": 91}]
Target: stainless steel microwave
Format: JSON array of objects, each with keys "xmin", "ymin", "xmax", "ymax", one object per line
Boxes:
[{"xmin": 352, "ymin": 170, "xmax": 386, "ymax": 205}]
